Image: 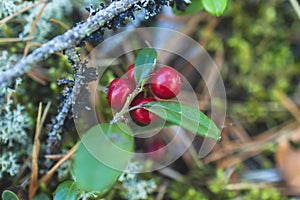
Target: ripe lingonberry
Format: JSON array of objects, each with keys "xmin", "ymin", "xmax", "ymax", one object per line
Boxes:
[
  {"xmin": 127, "ymin": 64, "xmax": 153, "ymax": 87},
  {"xmin": 126, "ymin": 64, "xmax": 135, "ymax": 83},
  {"xmin": 107, "ymin": 78, "xmax": 134, "ymax": 110},
  {"xmin": 130, "ymin": 97, "xmax": 158, "ymax": 126},
  {"xmin": 146, "ymin": 139, "xmax": 165, "ymax": 161},
  {"xmin": 151, "ymin": 66, "xmax": 183, "ymax": 99}
]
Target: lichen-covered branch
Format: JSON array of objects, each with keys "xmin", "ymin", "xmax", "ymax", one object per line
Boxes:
[
  {"xmin": 45, "ymin": 49, "xmax": 78, "ymax": 155},
  {"xmin": 46, "ymin": 49, "xmax": 97, "ymax": 155},
  {"xmin": 0, "ymin": 0, "xmax": 171, "ymax": 86}
]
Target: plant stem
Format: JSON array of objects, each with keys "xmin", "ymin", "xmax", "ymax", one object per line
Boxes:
[
  {"xmin": 110, "ymin": 74, "xmax": 154, "ymax": 124},
  {"xmin": 110, "ymin": 86, "xmax": 143, "ymax": 124}
]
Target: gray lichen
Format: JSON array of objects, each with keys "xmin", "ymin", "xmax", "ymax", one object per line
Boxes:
[
  {"xmin": 0, "ymin": 99, "xmax": 31, "ymax": 178},
  {"xmin": 0, "ymin": 100, "xmax": 31, "ymax": 147},
  {"xmin": 0, "ymin": 0, "xmax": 32, "ymax": 18},
  {"xmin": 0, "ymin": 51, "xmax": 31, "ymax": 178},
  {"xmin": 119, "ymin": 161, "xmax": 157, "ymax": 200}
]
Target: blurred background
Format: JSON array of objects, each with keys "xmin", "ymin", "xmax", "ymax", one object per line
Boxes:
[{"xmin": 1, "ymin": 0, "xmax": 300, "ymax": 199}]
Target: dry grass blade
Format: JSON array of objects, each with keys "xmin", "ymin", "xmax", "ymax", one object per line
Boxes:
[
  {"xmin": 15, "ymin": 156, "xmax": 32, "ymax": 181},
  {"xmin": 49, "ymin": 18, "xmax": 70, "ymax": 30},
  {"xmin": 199, "ymin": 17, "xmax": 219, "ymax": 47},
  {"xmin": 204, "ymin": 121, "xmax": 299, "ymax": 164},
  {"xmin": 165, "ymin": 127, "xmax": 204, "ymax": 169},
  {"xmin": 289, "ymin": 0, "xmax": 300, "ymax": 19},
  {"xmin": 0, "ymin": 1, "xmax": 43, "ymax": 26},
  {"xmin": 0, "ymin": 37, "xmax": 33, "ymax": 43},
  {"xmin": 44, "ymin": 154, "xmax": 66, "ymax": 160},
  {"xmin": 158, "ymin": 167, "xmax": 186, "ymax": 183},
  {"xmin": 26, "ymin": 67, "xmax": 49, "ymax": 86},
  {"xmin": 22, "ymin": 1, "xmax": 49, "ymax": 85},
  {"xmin": 157, "ymin": 13, "xmax": 207, "ymax": 63},
  {"xmin": 28, "ymin": 102, "xmax": 42, "ymax": 199},
  {"xmin": 229, "ymin": 121, "xmax": 251, "ymax": 142},
  {"xmin": 223, "ymin": 182, "xmax": 273, "ymax": 190},
  {"xmin": 217, "ymin": 126, "xmax": 300, "ymax": 168},
  {"xmin": 198, "ymin": 51, "xmax": 224, "ymax": 110},
  {"xmin": 156, "ymin": 181, "xmax": 169, "ymax": 200},
  {"xmin": 276, "ymin": 90, "xmax": 300, "ymax": 123},
  {"xmin": 29, "ymin": 102, "xmax": 51, "ymax": 199},
  {"xmin": 38, "ymin": 143, "xmax": 79, "ymax": 186},
  {"xmin": 29, "ymin": 100, "xmax": 79, "ymax": 195},
  {"xmin": 23, "ymin": 2, "xmax": 48, "ymax": 57}
]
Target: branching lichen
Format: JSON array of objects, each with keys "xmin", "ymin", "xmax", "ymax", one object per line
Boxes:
[
  {"xmin": 0, "ymin": 51, "xmax": 21, "ymax": 104},
  {"xmin": 0, "ymin": 52, "xmax": 31, "ymax": 178},
  {"xmin": 0, "ymin": 0, "xmax": 32, "ymax": 18},
  {"xmin": 0, "ymin": 98, "xmax": 31, "ymax": 178},
  {"xmin": 119, "ymin": 162, "xmax": 157, "ymax": 200},
  {"xmin": 0, "ymin": 100, "xmax": 31, "ymax": 147},
  {"xmin": 0, "ymin": 152, "xmax": 20, "ymax": 178}
]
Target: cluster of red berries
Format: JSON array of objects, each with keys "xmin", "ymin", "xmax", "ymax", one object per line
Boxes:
[{"xmin": 107, "ymin": 64, "xmax": 183, "ymax": 126}]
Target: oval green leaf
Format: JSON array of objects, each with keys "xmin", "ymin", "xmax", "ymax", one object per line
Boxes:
[
  {"xmin": 134, "ymin": 48, "xmax": 157, "ymax": 85},
  {"xmin": 2, "ymin": 190, "xmax": 19, "ymax": 200},
  {"xmin": 54, "ymin": 181, "xmax": 80, "ymax": 200},
  {"xmin": 173, "ymin": 0, "xmax": 203, "ymax": 16},
  {"xmin": 202, "ymin": 0, "xmax": 228, "ymax": 16},
  {"xmin": 72, "ymin": 123, "xmax": 134, "ymax": 192},
  {"xmin": 143, "ymin": 101, "xmax": 221, "ymax": 140}
]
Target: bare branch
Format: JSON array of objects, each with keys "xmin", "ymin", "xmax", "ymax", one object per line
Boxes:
[
  {"xmin": 0, "ymin": 0, "xmax": 168, "ymax": 85},
  {"xmin": 45, "ymin": 49, "xmax": 91, "ymax": 156}
]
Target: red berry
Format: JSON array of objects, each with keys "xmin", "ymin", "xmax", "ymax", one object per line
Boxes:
[
  {"xmin": 146, "ymin": 140, "xmax": 165, "ymax": 161},
  {"xmin": 151, "ymin": 66, "xmax": 183, "ymax": 99},
  {"xmin": 126, "ymin": 64, "xmax": 135, "ymax": 83},
  {"xmin": 127, "ymin": 64, "xmax": 153, "ymax": 86},
  {"xmin": 130, "ymin": 97, "xmax": 158, "ymax": 126},
  {"xmin": 107, "ymin": 78, "xmax": 119, "ymax": 90},
  {"xmin": 107, "ymin": 78, "xmax": 134, "ymax": 110}
]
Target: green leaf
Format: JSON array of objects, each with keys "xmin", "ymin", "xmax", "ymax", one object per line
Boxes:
[
  {"xmin": 202, "ymin": 0, "xmax": 228, "ymax": 16},
  {"xmin": 72, "ymin": 123, "xmax": 134, "ymax": 192},
  {"xmin": 2, "ymin": 190, "xmax": 19, "ymax": 200},
  {"xmin": 54, "ymin": 181, "xmax": 80, "ymax": 200},
  {"xmin": 173, "ymin": 0, "xmax": 203, "ymax": 16},
  {"xmin": 143, "ymin": 101, "xmax": 221, "ymax": 140},
  {"xmin": 134, "ymin": 48, "xmax": 157, "ymax": 85},
  {"xmin": 132, "ymin": 120, "xmax": 174, "ymax": 135}
]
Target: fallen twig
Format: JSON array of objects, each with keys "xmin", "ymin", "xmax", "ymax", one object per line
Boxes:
[{"xmin": 0, "ymin": 0, "xmax": 170, "ymax": 85}]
